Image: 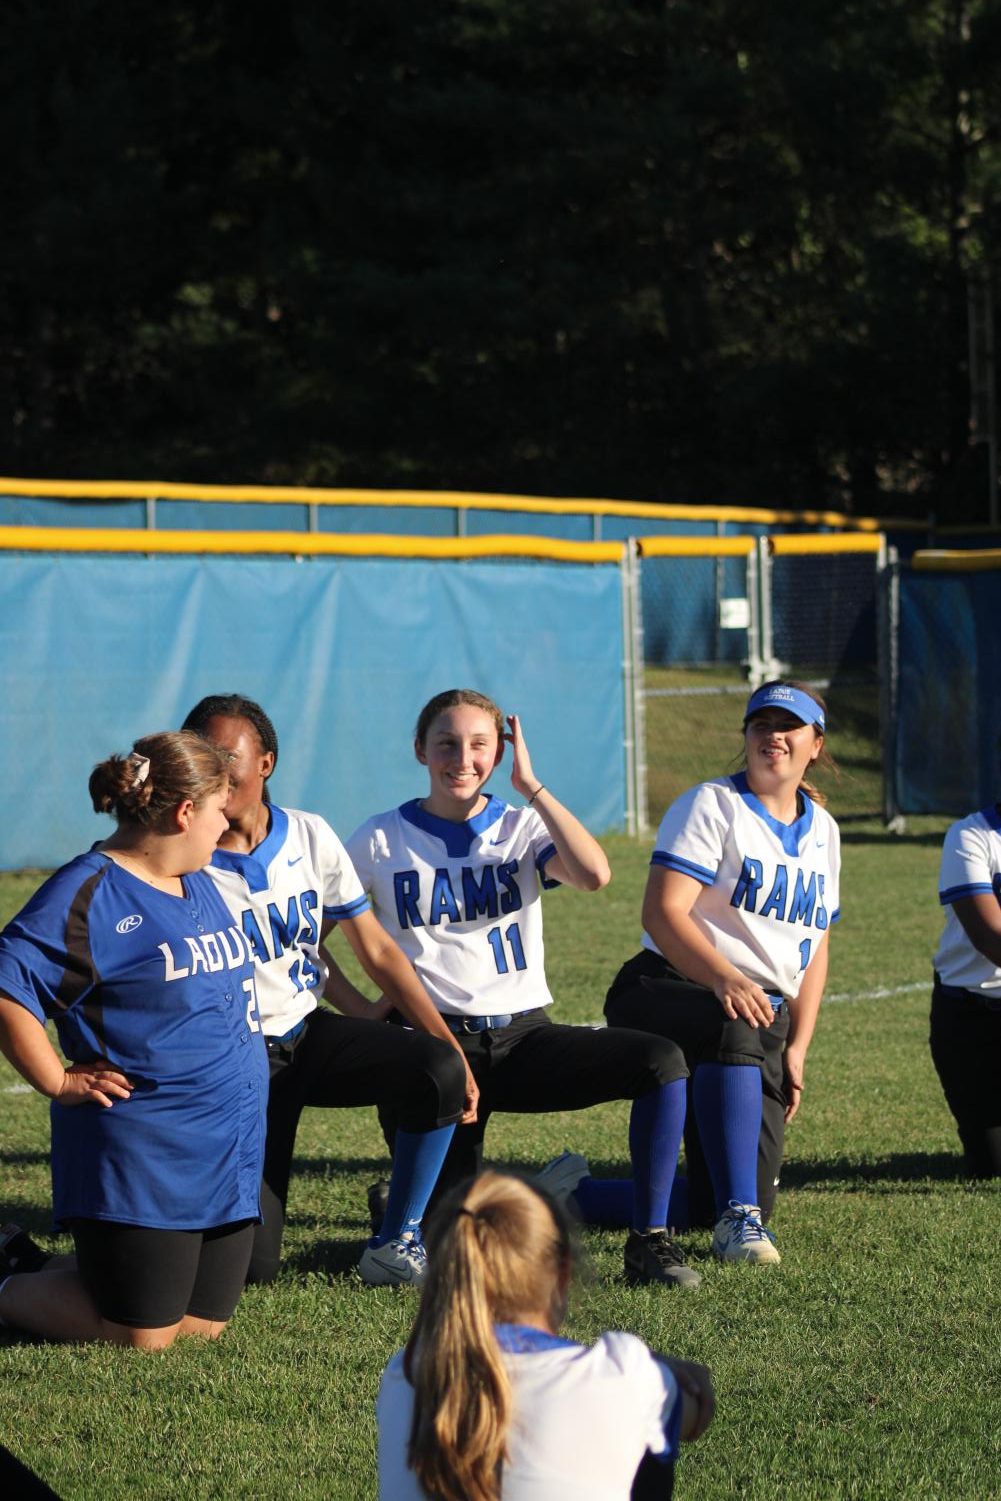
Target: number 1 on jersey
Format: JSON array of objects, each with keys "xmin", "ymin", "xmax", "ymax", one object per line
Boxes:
[{"xmin": 487, "ymin": 922, "xmax": 527, "ymax": 975}]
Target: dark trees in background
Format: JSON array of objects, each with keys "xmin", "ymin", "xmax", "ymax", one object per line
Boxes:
[{"xmin": 3, "ymin": 0, "xmax": 1001, "ymax": 519}]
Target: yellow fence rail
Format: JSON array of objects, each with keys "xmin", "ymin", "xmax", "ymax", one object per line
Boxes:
[
  {"xmin": 0, "ymin": 476, "xmax": 918, "ymax": 531},
  {"xmin": 0, "ymin": 525, "xmax": 624, "ymax": 563},
  {"xmin": 637, "ymin": 535, "xmax": 756, "ymax": 558},
  {"xmin": 911, "ymin": 549, "xmax": 1001, "ymax": 572},
  {"xmin": 768, "ymin": 532, "xmax": 886, "ymax": 556}
]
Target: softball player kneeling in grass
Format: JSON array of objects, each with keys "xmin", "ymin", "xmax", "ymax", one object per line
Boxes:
[
  {"xmin": 182, "ymin": 695, "xmax": 477, "ymax": 1289},
  {"xmin": 347, "ymin": 688, "xmax": 698, "ymax": 1289},
  {"xmin": 0, "ymin": 733, "xmax": 267, "ymax": 1348},
  {"xmin": 930, "ymin": 773, "xmax": 1001, "ymax": 1177},
  {"xmin": 600, "ymin": 680, "xmax": 840, "ymax": 1265},
  {"xmin": 377, "ymin": 1172, "xmax": 714, "ymax": 1501}
]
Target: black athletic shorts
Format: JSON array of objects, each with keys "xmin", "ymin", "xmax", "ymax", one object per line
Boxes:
[
  {"xmin": 71, "ymin": 1219, "xmax": 255, "ymax": 1329},
  {"xmin": 929, "ymin": 974, "xmax": 1001, "ymax": 1176},
  {"xmin": 605, "ymin": 948, "xmax": 790, "ymax": 1222}
]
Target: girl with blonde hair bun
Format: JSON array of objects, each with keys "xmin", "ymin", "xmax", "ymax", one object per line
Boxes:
[{"xmin": 377, "ymin": 1172, "xmax": 714, "ymax": 1501}]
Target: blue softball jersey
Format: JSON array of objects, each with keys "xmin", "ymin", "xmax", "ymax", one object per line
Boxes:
[{"xmin": 0, "ymin": 851, "xmax": 268, "ymax": 1230}]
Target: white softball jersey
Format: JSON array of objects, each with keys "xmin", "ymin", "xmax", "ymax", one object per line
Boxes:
[
  {"xmin": 205, "ymin": 804, "xmax": 370, "ymax": 1037},
  {"xmin": 934, "ymin": 805, "xmax": 1001, "ymax": 993},
  {"xmin": 346, "ymin": 796, "xmax": 559, "ymax": 1018},
  {"xmin": 643, "ymin": 773, "xmax": 841, "ymax": 999},
  {"xmin": 377, "ymin": 1327, "xmax": 681, "ymax": 1501}
]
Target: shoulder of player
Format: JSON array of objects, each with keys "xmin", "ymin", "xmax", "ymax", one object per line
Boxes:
[
  {"xmin": 811, "ymin": 802, "xmax": 841, "ymax": 843},
  {"xmin": 276, "ymin": 805, "xmax": 338, "ymax": 843},
  {"xmin": 956, "ymin": 806, "xmax": 1001, "ymax": 842},
  {"xmin": 260, "ymin": 805, "xmax": 356, "ymax": 876},
  {"xmin": 591, "ymin": 1328, "xmax": 660, "ymax": 1373},
  {"xmin": 345, "ymin": 804, "xmax": 427, "ymax": 864},
  {"xmin": 655, "ymin": 778, "xmax": 734, "ymax": 837},
  {"xmin": 941, "ymin": 807, "xmax": 1001, "ymax": 866},
  {"xmin": 534, "ymin": 1331, "xmax": 671, "ymax": 1401},
  {"xmin": 10, "ymin": 848, "xmax": 114, "ymax": 922}
]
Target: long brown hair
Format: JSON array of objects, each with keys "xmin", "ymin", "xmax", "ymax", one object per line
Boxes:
[{"xmin": 404, "ymin": 1172, "xmax": 574, "ymax": 1501}]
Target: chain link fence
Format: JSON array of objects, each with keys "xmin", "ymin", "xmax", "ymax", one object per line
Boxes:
[{"xmin": 635, "ymin": 535, "xmax": 886, "ymax": 830}]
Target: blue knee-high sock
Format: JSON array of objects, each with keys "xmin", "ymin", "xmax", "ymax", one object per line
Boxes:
[
  {"xmin": 692, "ymin": 1063, "xmax": 761, "ymax": 1214},
  {"xmin": 627, "ymin": 1079, "xmax": 687, "ymax": 1232},
  {"xmin": 374, "ymin": 1124, "xmax": 455, "ymax": 1245},
  {"xmin": 572, "ymin": 1175, "xmax": 690, "ymax": 1232}
]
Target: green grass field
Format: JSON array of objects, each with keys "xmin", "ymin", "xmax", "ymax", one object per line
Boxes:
[{"xmin": 2, "ymin": 813, "xmax": 1000, "ymax": 1499}]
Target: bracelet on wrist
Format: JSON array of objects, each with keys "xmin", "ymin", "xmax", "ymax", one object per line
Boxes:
[{"xmin": 527, "ymin": 784, "xmax": 545, "ymax": 805}]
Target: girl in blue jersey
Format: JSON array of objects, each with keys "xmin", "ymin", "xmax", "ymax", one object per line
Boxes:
[
  {"xmin": 0, "ymin": 732, "xmax": 268, "ymax": 1348},
  {"xmin": 348, "ymin": 689, "xmax": 698, "ymax": 1290},
  {"xmin": 602, "ymin": 681, "xmax": 840, "ymax": 1265},
  {"xmin": 377, "ymin": 1172, "xmax": 715, "ymax": 1501}
]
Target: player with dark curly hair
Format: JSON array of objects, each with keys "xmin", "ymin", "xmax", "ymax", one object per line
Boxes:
[{"xmin": 182, "ymin": 695, "xmax": 477, "ymax": 1287}]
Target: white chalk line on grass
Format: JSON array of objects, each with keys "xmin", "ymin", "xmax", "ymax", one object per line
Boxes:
[
  {"xmin": 0, "ymin": 983, "xmax": 932, "ymax": 1092},
  {"xmin": 570, "ymin": 979, "xmax": 930, "ymax": 1028},
  {"xmin": 824, "ymin": 980, "xmax": 927, "ymax": 1005}
]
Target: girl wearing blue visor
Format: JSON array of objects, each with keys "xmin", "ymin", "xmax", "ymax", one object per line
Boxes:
[{"xmin": 598, "ymin": 680, "xmax": 840, "ymax": 1265}]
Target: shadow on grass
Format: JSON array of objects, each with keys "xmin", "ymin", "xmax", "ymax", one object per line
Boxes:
[
  {"xmin": 839, "ymin": 826, "xmax": 945, "ymax": 846},
  {"xmin": 0, "ymin": 1150, "xmax": 49, "ymax": 1167},
  {"xmin": 281, "ymin": 1238, "xmax": 370, "ymax": 1280},
  {"xmin": 781, "ymin": 1151, "xmax": 980, "ymax": 1190}
]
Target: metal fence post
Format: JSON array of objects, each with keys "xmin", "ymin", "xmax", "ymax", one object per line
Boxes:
[
  {"xmin": 621, "ymin": 538, "xmax": 647, "ymax": 836},
  {"xmin": 747, "ymin": 537, "xmax": 769, "ymax": 686},
  {"xmin": 879, "ymin": 547, "xmax": 903, "ymax": 828}
]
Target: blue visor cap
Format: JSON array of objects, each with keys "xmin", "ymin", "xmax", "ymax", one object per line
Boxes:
[{"xmin": 744, "ymin": 684, "xmax": 826, "ymax": 732}]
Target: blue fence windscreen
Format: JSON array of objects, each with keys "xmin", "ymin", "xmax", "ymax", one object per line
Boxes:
[
  {"xmin": 894, "ymin": 569, "xmax": 1001, "ymax": 815},
  {"xmin": 0, "ymin": 553, "xmax": 626, "ymax": 870}
]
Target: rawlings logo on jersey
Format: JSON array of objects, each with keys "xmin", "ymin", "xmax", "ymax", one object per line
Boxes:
[
  {"xmin": 730, "ymin": 858, "xmax": 829, "ymax": 929},
  {"xmin": 116, "ymin": 914, "xmax": 143, "ymax": 934},
  {"xmin": 393, "ymin": 861, "xmax": 523, "ymax": 929}
]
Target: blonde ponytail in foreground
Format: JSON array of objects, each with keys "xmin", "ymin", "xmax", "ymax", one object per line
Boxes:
[{"xmin": 405, "ymin": 1172, "xmax": 573, "ymax": 1501}]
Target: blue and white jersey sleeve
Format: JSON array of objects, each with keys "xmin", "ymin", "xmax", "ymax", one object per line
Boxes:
[
  {"xmin": 934, "ymin": 807, "xmax": 1001, "ymax": 993},
  {"xmin": 306, "ymin": 811, "xmax": 371, "ymax": 922},
  {"xmin": 642, "ymin": 776, "xmax": 841, "ymax": 1001},
  {"xmin": 649, "ymin": 782, "xmax": 731, "ymax": 886},
  {"xmin": 347, "ymin": 797, "xmax": 556, "ymax": 1019}
]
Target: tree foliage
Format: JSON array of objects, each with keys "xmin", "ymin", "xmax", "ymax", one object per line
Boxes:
[{"xmin": 4, "ymin": 0, "xmax": 1001, "ymax": 517}]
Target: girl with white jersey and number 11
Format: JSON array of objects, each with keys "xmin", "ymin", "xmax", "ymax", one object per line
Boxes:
[
  {"xmin": 601, "ymin": 680, "xmax": 841, "ymax": 1265},
  {"xmin": 347, "ymin": 689, "xmax": 699, "ymax": 1290}
]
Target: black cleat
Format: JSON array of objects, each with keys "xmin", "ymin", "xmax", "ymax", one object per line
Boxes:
[
  {"xmin": 624, "ymin": 1229, "xmax": 701, "ymax": 1289},
  {"xmin": 0, "ymin": 1223, "xmax": 51, "ymax": 1276},
  {"xmin": 367, "ymin": 1181, "xmax": 390, "ymax": 1236}
]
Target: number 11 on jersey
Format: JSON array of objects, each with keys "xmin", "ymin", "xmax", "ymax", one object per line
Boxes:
[{"xmin": 487, "ymin": 922, "xmax": 527, "ymax": 974}]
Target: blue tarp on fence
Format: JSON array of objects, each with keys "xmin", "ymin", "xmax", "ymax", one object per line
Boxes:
[
  {"xmin": 0, "ymin": 553, "xmax": 626, "ymax": 870},
  {"xmin": 894, "ymin": 569, "xmax": 1001, "ymax": 815}
]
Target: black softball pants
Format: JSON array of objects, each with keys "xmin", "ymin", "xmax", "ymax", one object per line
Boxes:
[
  {"xmin": 930, "ymin": 975, "xmax": 1001, "ymax": 1176},
  {"xmin": 604, "ymin": 950, "xmax": 789, "ymax": 1223},
  {"xmin": 248, "ymin": 1007, "xmax": 467, "ymax": 1283},
  {"xmin": 379, "ymin": 1006, "xmax": 687, "ymax": 1205}
]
